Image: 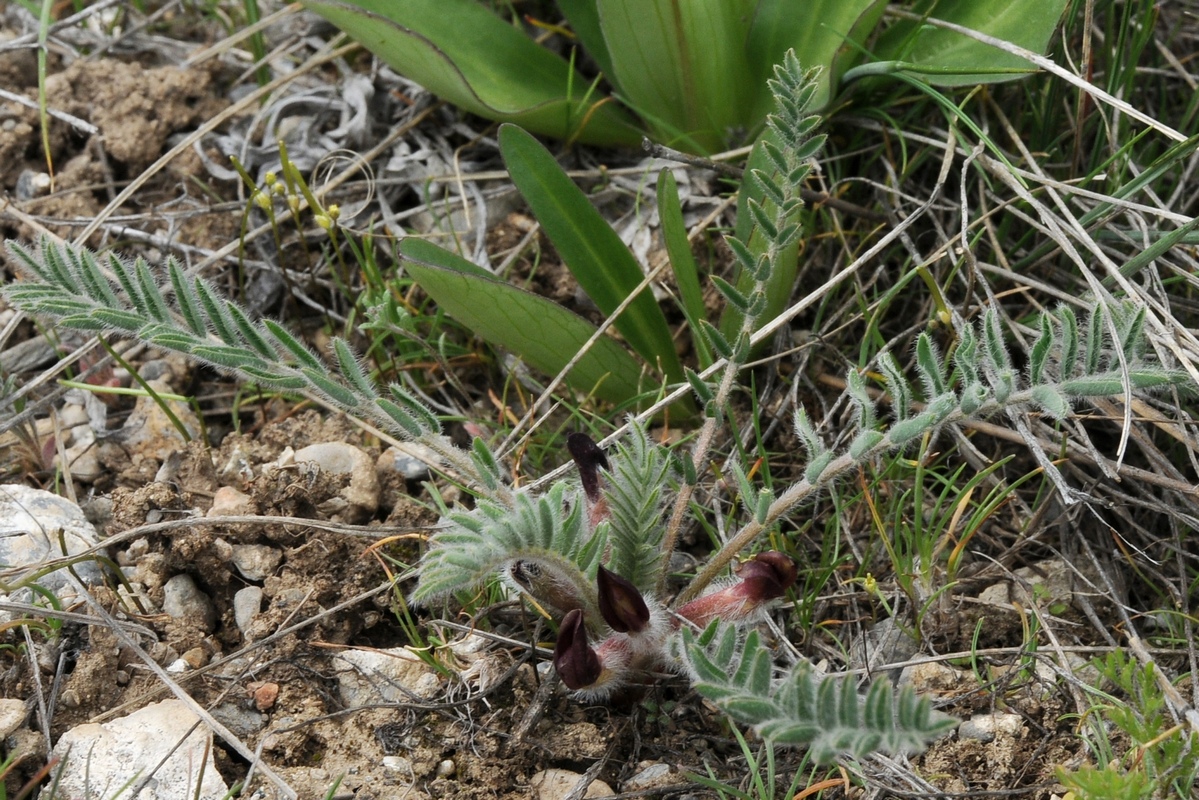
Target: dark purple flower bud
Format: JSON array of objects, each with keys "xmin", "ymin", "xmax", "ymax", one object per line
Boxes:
[
  {"xmin": 567, "ymin": 432, "xmax": 609, "ymax": 503},
  {"xmin": 554, "ymin": 609, "xmax": 602, "ymax": 690},
  {"xmin": 597, "ymin": 566, "xmax": 650, "ymax": 634},
  {"xmin": 736, "ymin": 551, "xmax": 798, "ymax": 600}
]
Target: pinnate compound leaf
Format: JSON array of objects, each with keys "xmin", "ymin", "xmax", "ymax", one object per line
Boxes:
[
  {"xmin": 745, "ymin": 0, "xmax": 887, "ymax": 118},
  {"xmin": 682, "ymin": 623, "xmax": 955, "ymax": 763},
  {"xmin": 400, "ymin": 237, "xmax": 647, "ymax": 407},
  {"xmin": 412, "ymin": 483, "xmax": 594, "ymax": 605}
]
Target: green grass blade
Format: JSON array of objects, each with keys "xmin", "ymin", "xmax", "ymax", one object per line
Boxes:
[{"xmin": 656, "ymin": 169, "xmax": 712, "ymax": 369}]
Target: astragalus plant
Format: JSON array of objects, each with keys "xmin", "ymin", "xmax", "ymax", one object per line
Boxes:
[{"xmin": 1, "ymin": 52, "xmax": 1185, "ymax": 766}]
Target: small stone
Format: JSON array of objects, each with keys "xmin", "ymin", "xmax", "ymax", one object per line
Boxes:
[
  {"xmin": 234, "ymin": 586, "xmax": 264, "ymax": 635},
  {"xmin": 293, "ymin": 442, "xmax": 380, "ymax": 522},
  {"xmin": 230, "ymin": 544, "xmax": 282, "ymax": 581},
  {"xmin": 251, "ymin": 681, "xmax": 279, "ymax": 711},
  {"xmin": 623, "ymin": 762, "xmax": 677, "ymax": 792},
  {"xmin": 435, "ymin": 759, "xmax": 455, "ymax": 778},
  {"xmin": 58, "ymin": 402, "xmax": 90, "ymax": 429},
  {"xmin": 376, "ymin": 443, "xmax": 440, "ymax": 481},
  {"xmin": 118, "ymin": 378, "xmax": 201, "ymax": 464},
  {"xmin": 126, "ymin": 538, "xmax": 149, "ymax": 562},
  {"xmin": 211, "ymin": 702, "xmax": 267, "ymax": 737},
  {"xmin": 181, "ymin": 647, "xmax": 209, "ymax": 669},
  {"xmin": 211, "ymin": 537, "xmax": 233, "ymax": 562},
  {"xmin": 15, "ymin": 170, "xmax": 52, "ymax": 200},
  {"xmin": 959, "ymin": 713, "xmax": 1022, "ymax": 743},
  {"xmin": 162, "ymin": 574, "xmax": 217, "ymax": 632},
  {"xmin": 208, "ymin": 486, "xmax": 256, "ymax": 517},
  {"xmin": 0, "ymin": 698, "xmax": 28, "ymax": 739},
  {"xmin": 530, "ymin": 769, "xmax": 614, "ymax": 800},
  {"xmin": 900, "ymin": 661, "xmax": 970, "ymax": 696},
  {"xmin": 382, "ymin": 756, "xmax": 413, "ymax": 774},
  {"xmin": 136, "ymin": 553, "xmax": 169, "ymax": 590},
  {"xmin": 166, "ymin": 658, "xmax": 191, "ymax": 674},
  {"xmin": 149, "ymin": 642, "xmax": 179, "ymax": 666}
]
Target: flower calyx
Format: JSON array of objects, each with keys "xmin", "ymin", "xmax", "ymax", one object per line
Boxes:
[{"xmin": 676, "ymin": 550, "xmax": 798, "ymax": 628}]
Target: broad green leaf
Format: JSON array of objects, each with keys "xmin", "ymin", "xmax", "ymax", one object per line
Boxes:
[
  {"xmin": 745, "ymin": 0, "xmax": 887, "ymax": 119},
  {"xmin": 400, "ymin": 238, "xmax": 648, "ymax": 406},
  {"xmin": 656, "ymin": 169, "xmax": 712, "ymax": 369},
  {"xmin": 499, "ymin": 125, "xmax": 684, "ymax": 385},
  {"xmin": 299, "ymin": 0, "xmax": 641, "ymax": 147},
  {"xmin": 595, "ymin": 0, "xmax": 757, "ymax": 153},
  {"xmin": 871, "ymin": 0, "xmax": 1070, "ymax": 86}
]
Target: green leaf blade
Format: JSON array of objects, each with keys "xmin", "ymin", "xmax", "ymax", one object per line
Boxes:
[
  {"xmin": 499, "ymin": 125, "xmax": 684, "ymax": 385},
  {"xmin": 400, "ymin": 238, "xmax": 647, "ymax": 407}
]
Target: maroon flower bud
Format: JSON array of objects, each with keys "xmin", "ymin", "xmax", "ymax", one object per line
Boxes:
[
  {"xmin": 567, "ymin": 432, "xmax": 609, "ymax": 503},
  {"xmin": 736, "ymin": 551, "xmax": 799, "ymax": 598},
  {"xmin": 597, "ymin": 566, "xmax": 651, "ymax": 634},
  {"xmin": 553, "ymin": 609, "xmax": 602, "ymax": 690}
]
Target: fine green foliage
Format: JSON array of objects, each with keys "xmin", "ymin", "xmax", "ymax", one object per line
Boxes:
[
  {"xmin": 682, "ymin": 623, "xmax": 956, "ymax": 764},
  {"xmin": 299, "ymin": 0, "xmax": 1069, "ymax": 154},
  {"xmin": 1059, "ymin": 650, "xmax": 1199, "ymax": 799}
]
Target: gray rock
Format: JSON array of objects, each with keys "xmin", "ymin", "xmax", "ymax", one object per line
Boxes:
[
  {"xmin": 210, "ymin": 701, "xmax": 267, "ymax": 737},
  {"xmin": 162, "ymin": 574, "xmax": 216, "ymax": 632},
  {"xmin": 293, "ymin": 442, "xmax": 379, "ymax": 522},
  {"xmin": 207, "ymin": 486, "xmax": 256, "ymax": 517},
  {"xmin": 230, "ymin": 544, "xmax": 282, "ymax": 581},
  {"xmin": 0, "ymin": 485, "xmax": 107, "ymax": 618},
  {"xmin": 336, "ymin": 647, "xmax": 441, "ymax": 707},
  {"xmin": 118, "ymin": 378, "xmax": 201, "ymax": 464},
  {"xmin": 50, "ymin": 700, "xmax": 229, "ymax": 800},
  {"xmin": 233, "ymin": 586, "xmax": 264, "ymax": 636},
  {"xmin": 376, "ymin": 443, "xmax": 441, "ymax": 481},
  {"xmin": 623, "ymin": 762, "xmax": 676, "ymax": 792},
  {"xmin": 959, "ymin": 712, "xmax": 1022, "ymax": 743}
]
